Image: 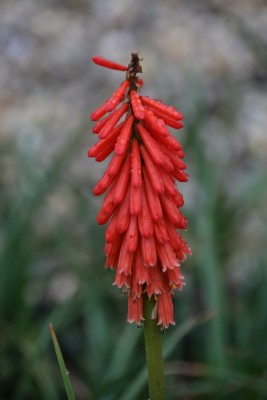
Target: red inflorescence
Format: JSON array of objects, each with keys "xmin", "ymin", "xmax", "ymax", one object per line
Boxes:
[{"xmin": 89, "ymin": 53, "xmax": 191, "ymax": 329}]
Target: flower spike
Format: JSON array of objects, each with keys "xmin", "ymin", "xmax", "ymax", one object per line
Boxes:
[{"xmin": 88, "ymin": 53, "xmax": 190, "ymax": 329}]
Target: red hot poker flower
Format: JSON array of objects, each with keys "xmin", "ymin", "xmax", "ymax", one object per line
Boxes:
[{"xmin": 89, "ymin": 53, "xmax": 191, "ymax": 329}]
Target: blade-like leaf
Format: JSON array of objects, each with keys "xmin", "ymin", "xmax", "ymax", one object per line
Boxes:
[{"xmin": 50, "ymin": 324, "xmax": 76, "ymax": 400}]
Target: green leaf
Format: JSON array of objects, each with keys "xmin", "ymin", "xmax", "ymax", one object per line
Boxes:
[{"xmin": 50, "ymin": 324, "xmax": 76, "ymax": 400}]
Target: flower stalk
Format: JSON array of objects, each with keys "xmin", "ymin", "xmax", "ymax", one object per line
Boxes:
[{"xmin": 144, "ymin": 296, "xmax": 166, "ymax": 400}]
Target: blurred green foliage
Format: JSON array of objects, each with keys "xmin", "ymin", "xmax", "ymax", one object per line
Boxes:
[
  {"xmin": 1, "ymin": 1, "xmax": 267, "ymax": 398},
  {"xmin": 1, "ymin": 91, "xmax": 267, "ymax": 399}
]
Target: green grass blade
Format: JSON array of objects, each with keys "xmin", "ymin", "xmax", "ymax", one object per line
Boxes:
[
  {"xmin": 104, "ymin": 324, "xmax": 142, "ymax": 382},
  {"xmin": 50, "ymin": 324, "xmax": 76, "ymax": 400}
]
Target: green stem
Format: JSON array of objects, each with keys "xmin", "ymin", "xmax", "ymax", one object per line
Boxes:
[{"xmin": 143, "ymin": 296, "xmax": 166, "ymax": 400}]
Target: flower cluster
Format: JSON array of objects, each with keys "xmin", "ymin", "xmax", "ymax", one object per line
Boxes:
[{"xmin": 88, "ymin": 54, "xmax": 191, "ymax": 328}]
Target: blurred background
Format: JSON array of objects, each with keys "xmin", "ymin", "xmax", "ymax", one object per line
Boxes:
[{"xmin": 1, "ymin": 0, "xmax": 267, "ymax": 399}]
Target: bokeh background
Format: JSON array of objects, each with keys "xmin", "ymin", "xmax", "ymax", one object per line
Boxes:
[{"xmin": 1, "ymin": 0, "xmax": 267, "ymax": 399}]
